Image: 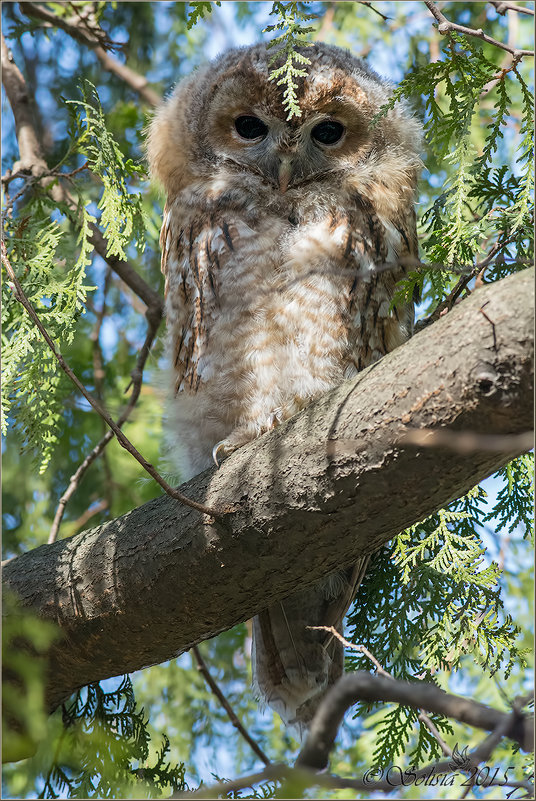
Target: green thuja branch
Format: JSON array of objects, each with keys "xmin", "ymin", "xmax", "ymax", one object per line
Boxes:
[
  {"xmin": 377, "ymin": 33, "xmax": 533, "ymax": 316},
  {"xmin": 486, "ymin": 454, "xmax": 535, "ymax": 540},
  {"xmin": 347, "ymin": 472, "xmax": 530, "ymax": 767},
  {"xmin": 186, "ymin": 1, "xmax": 221, "ymax": 29},
  {"xmin": 2, "ymin": 213, "xmax": 96, "ymax": 472},
  {"xmin": 65, "ymin": 80, "xmax": 146, "ymax": 260},
  {"xmin": 264, "ymin": 2, "xmax": 317, "ymax": 119},
  {"xmin": 2, "ymin": 81, "xmax": 147, "ymax": 472},
  {"xmin": 40, "ymin": 677, "xmax": 186, "ymax": 798}
]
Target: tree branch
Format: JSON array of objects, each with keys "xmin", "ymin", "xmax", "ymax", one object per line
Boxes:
[
  {"xmin": 424, "ymin": 0, "xmax": 534, "ymax": 57},
  {"xmin": 1, "ymin": 33, "xmax": 51, "ymax": 177},
  {"xmin": 2, "ymin": 31, "xmax": 163, "ymax": 314},
  {"xmin": 2, "ymin": 243, "xmax": 219, "ymax": 519},
  {"xmin": 191, "ymin": 646, "xmax": 271, "ymax": 767},
  {"xmin": 3, "ymin": 268, "xmax": 533, "ymax": 714},
  {"xmin": 18, "ymin": 2, "xmax": 161, "ymax": 106},
  {"xmin": 296, "ymin": 672, "xmax": 533, "ymax": 770},
  {"xmin": 489, "ymin": 0, "xmax": 534, "ymax": 16}
]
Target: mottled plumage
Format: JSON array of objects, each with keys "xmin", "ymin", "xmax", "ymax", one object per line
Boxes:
[{"xmin": 148, "ymin": 42, "xmax": 422, "ymax": 731}]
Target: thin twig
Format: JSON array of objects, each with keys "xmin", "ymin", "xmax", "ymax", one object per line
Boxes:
[
  {"xmin": 1, "ymin": 161, "xmax": 89, "ymax": 189},
  {"xmin": 424, "ymin": 0, "xmax": 534, "ymax": 57},
  {"xmin": 415, "ymin": 234, "xmax": 520, "ymax": 332},
  {"xmin": 19, "ymin": 2, "xmax": 161, "ymax": 106},
  {"xmin": 480, "ymin": 8, "xmax": 522, "ymax": 96},
  {"xmin": 314, "ymin": 2, "xmax": 335, "ymax": 40},
  {"xmin": 309, "ymin": 625, "xmax": 453, "ymax": 757},
  {"xmin": 356, "ymin": 1, "xmax": 391, "ymax": 22},
  {"xmin": 172, "ymin": 738, "xmax": 534, "ymax": 799},
  {"xmin": 2, "ymin": 243, "xmax": 221, "ymax": 519},
  {"xmin": 89, "ymin": 268, "xmax": 115, "ymax": 499},
  {"xmin": 70, "ymin": 498, "xmax": 109, "ymax": 535},
  {"xmin": 91, "ymin": 266, "xmax": 111, "ymax": 403},
  {"xmin": 192, "ymin": 645, "xmax": 271, "ymax": 766},
  {"xmin": 171, "ymin": 763, "xmax": 409, "ymax": 798},
  {"xmin": 414, "ymin": 272, "xmax": 474, "ymax": 332},
  {"xmin": 48, "ymin": 267, "xmax": 163, "ymax": 542},
  {"xmin": 48, "ymin": 431, "xmax": 115, "ymax": 543}
]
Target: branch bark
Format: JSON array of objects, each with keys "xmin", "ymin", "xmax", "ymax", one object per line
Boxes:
[
  {"xmin": 296, "ymin": 672, "xmax": 534, "ymax": 769},
  {"xmin": 3, "ymin": 269, "xmax": 533, "ymax": 714}
]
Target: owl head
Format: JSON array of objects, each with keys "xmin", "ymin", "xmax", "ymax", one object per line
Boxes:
[{"xmin": 148, "ymin": 42, "xmax": 422, "ymax": 211}]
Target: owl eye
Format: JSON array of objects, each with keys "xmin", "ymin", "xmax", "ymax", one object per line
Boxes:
[
  {"xmin": 234, "ymin": 115, "xmax": 268, "ymax": 140},
  {"xmin": 311, "ymin": 120, "xmax": 345, "ymax": 145}
]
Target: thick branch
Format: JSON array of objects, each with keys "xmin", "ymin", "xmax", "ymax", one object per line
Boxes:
[
  {"xmin": 1, "ymin": 33, "xmax": 51, "ymax": 177},
  {"xmin": 296, "ymin": 672, "xmax": 533, "ymax": 769},
  {"xmin": 3, "ymin": 269, "xmax": 533, "ymax": 712}
]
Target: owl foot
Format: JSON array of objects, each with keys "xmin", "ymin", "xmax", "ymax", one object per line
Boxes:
[
  {"xmin": 212, "ymin": 428, "xmax": 257, "ymax": 466},
  {"xmin": 212, "ymin": 438, "xmax": 242, "ymax": 466},
  {"xmin": 212, "ymin": 440, "xmax": 227, "ymax": 467}
]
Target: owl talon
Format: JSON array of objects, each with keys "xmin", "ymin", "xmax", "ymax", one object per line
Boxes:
[{"xmin": 212, "ymin": 440, "xmax": 226, "ymax": 467}]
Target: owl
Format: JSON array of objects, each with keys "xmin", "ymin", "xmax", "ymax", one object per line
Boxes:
[{"xmin": 147, "ymin": 42, "xmax": 422, "ymax": 732}]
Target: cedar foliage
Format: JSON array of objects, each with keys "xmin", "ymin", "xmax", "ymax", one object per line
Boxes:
[{"xmin": 2, "ymin": 2, "xmax": 534, "ymax": 798}]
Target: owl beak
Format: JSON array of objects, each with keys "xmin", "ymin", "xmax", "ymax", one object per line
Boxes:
[{"xmin": 278, "ymin": 155, "xmax": 294, "ymax": 194}]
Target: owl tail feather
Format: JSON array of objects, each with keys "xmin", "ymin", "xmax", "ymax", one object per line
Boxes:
[{"xmin": 252, "ymin": 556, "xmax": 370, "ymax": 737}]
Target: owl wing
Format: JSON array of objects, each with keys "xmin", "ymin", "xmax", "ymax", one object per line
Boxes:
[
  {"xmin": 160, "ymin": 199, "xmax": 241, "ymax": 394},
  {"xmin": 392, "ymin": 203, "xmax": 420, "ymax": 304}
]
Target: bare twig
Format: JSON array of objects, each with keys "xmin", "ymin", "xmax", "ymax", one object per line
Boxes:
[
  {"xmin": 2, "ymin": 243, "xmax": 221, "ymax": 519},
  {"xmin": 414, "ymin": 235, "xmax": 521, "ymax": 332},
  {"xmin": 47, "ymin": 280, "xmax": 163, "ymax": 542},
  {"xmin": 171, "ymin": 762, "xmax": 412, "ymax": 798},
  {"xmin": 314, "ymin": 2, "xmax": 335, "ymax": 40},
  {"xmin": 415, "ymin": 272, "xmax": 474, "ymax": 332},
  {"xmin": 309, "ymin": 625, "xmax": 453, "ymax": 757},
  {"xmin": 192, "ymin": 645, "xmax": 271, "ymax": 766},
  {"xmin": 92, "ymin": 44, "xmax": 161, "ymax": 107},
  {"xmin": 480, "ymin": 8, "xmax": 522, "ymax": 96},
  {"xmin": 489, "ymin": 0, "xmax": 534, "ymax": 16},
  {"xmin": 91, "ymin": 266, "xmax": 111, "ymax": 402},
  {"xmin": 48, "ymin": 433, "xmax": 114, "ymax": 543},
  {"xmin": 19, "ymin": 0, "xmax": 116, "ymax": 48},
  {"xmin": 89, "ymin": 268, "xmax": 115, "ymax": 501},
  {"xmin": 356, "ymin": 1, "xmax": 391, "ymax": 22},
  {"xmin": 18, "ymin": 2, "xmax": 161, "ymax": 106},
  {"xmin": 70, "ymin": 498, "xmax": 109, "ymax": 535},
  {"xmin": 1, "ymin": 161, "xmax": 89, "ymax": 189},
  {"xmin": 88, "ymin": 228, "xmax": 163, "ymax": 313},
  {"xmin": 172, "ymin": 725, "xmax": 535, "ymax": 799},
  {"xmin": 424, "ymin": 0, "xmax": 534, "ymax": 57}
]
